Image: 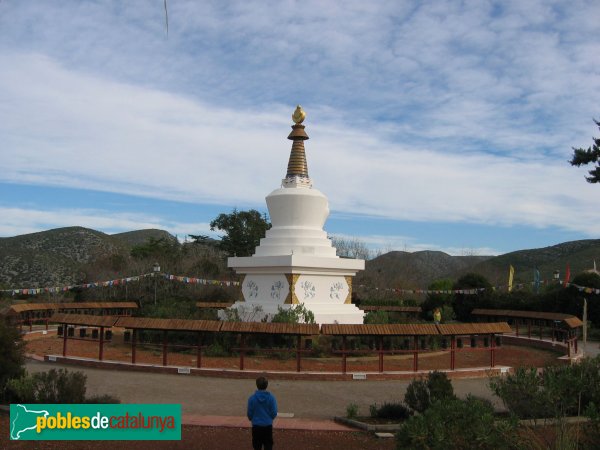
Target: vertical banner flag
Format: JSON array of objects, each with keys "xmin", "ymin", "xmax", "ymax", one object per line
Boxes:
[
  {"xmin": 534, "ymin": 268, "xmax": 540, "ymax": 294},
  {"xmin": 508, "ymin": 265, "xmax": 515, "ymax": 292},
  {"xmin": 564, "ymin": 264, "xmax": 571, "ymax": 288}
]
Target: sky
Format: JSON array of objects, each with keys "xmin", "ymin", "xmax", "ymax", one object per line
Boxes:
[{"xmin": 1, "ymin": 0, "xmax": 599, "ymax": 257}]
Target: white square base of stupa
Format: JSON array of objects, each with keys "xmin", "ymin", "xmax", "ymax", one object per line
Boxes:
[{"xmin": 224, "ymin": 254, "xmax": 365, "ymax": 325}]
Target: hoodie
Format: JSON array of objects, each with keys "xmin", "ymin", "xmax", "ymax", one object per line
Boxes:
[{"xmin": 247, "ymin": 390, "xmax": 278, "ymax": 426}]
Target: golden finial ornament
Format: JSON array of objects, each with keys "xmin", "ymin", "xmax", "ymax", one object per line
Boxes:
[{"xmin": 292, "ymin": 105, "xmax": 306, "ymax": 124}]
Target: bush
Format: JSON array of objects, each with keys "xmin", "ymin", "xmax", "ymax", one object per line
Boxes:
[
  {"xmin": 5, "ymin": 369, "xmax": 86, "ymax": 403},
  {"xmin": 346, "ymin": 403, "xmax": 359, "ymax": 419},
  {"xmin": 0, "ymin": 319, "xmax": 25, "ymax": 399},
  {"xmin": 396, "ymin": 396, "xmax": 521, "ymax": 450},
  {"xmin": 370, "ymin": 402, "xmax": 412, "ymax": 420},
  {"xmin": 271, "ymin": 303, "xmax": 315, "ymax": 324},
  {"xmin": 204, "ymin": 342, "xmax": 228, "ymax": 357},
  {"xmin": 85, "ymin": 394, "xmax": 121, "ymax": 404},
  {"xmin": 404, "ymin": 371, "xmax": 455, "ymax": 413}
]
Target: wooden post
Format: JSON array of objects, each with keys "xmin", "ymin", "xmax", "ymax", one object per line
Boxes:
[
  {"xmin": 515, "ymin": 319, "xmax": 519, "ymax": 336},
  {"xmin": 528, "ymin": 319, "xmax": 531, "ymax": 339},
  {"xmin": 450, "ymin": 335, "xmax": 456, "ymax": 370},
  {"xmin": 490, "ymin": 334, "xmax": 496, "ymax": 367},
  {"xmin": 45, "ymin": 318, "xmax": 49, "ymax": 331},
  {"xmin": 162, "ymin": 330, "xmax": 168, "ymax": 366},
  {"xmin": 378, "ymin": 336, "xmax": 384, "ymax": 373},
  {"xmin": 239, "ymin": 334, "xmax": 246, "ymax": 370},
  {"xmin": 197, "ymin": 332, "xmax": 202, "ymax": 369},
  {"xmin": 62, "ymin": 323, "xmax": 68, "ymax": 357},
  {"xmin": 413, "ymin": 335, "xmax": 419, "ymax": 372},
  {"xmin": 574, "ymin": 333, "xmax": 578, "ymax": 354},
  {"xmin": 342, "ymin": 336, "xmax": 347, "ymax": 374},
  {"xmin": 131, "ymin": 329, "xmax": 137, "ymax": 364},
  {"xmin": 552, "ymin": 322, "xmax": 555, "ymax": 342},
  {"xmin": 296, "ymin": 335, "xmax": 301, "ymax": 373},
  {"xmin": 99, "ymin": 326, "xmax": 104, "ymax": 361}
]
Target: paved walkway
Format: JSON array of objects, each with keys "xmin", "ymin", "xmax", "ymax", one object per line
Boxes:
[{"xmin": 25, "ymin": 359, "xmax": 505, "ymax": 419}]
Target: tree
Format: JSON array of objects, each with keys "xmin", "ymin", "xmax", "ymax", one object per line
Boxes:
[
  {"xmin": 330, "ymin": 236, "xmax": 371, "ymax": 260},
  {"xmin": 421, "ymin": 278, "xmax": 454, "ymax": 320},
  {"xmin": 210, "ymin": 209, "xmax": 271, "ymax": 257},
  {"xmin": 0, "ymin": 319, "xmax": 25, "ymax": 398},
  {"xmin": 451, "ymin": 273, "xmax": 492, "ymax": 321},
  {"xmin": 570, "ymin": 119, "xmax": 600, "ymax": 183}
]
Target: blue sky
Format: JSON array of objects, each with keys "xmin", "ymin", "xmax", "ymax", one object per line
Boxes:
[{"xmin": 1, "ymin": 0, "xmax": 599, "ymax": 256}]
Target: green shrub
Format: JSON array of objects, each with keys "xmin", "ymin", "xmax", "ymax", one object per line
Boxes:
[
  {"xmin": 5, "ymin": 369, "xmax": 86, "ymax": 403},
  {"xmin": 346, "ymin": 403, "xmax": 359, "ymax": 419},
  {"xmin": 404, "ymin": 371, "xmax": 455, "ymax": 413},
  {"xmin": 85, "ymin": 394, "xmax": 121, "ymax": 404},
  {"xmin": 370, "ymin": 402, "xmax": 412, "ymax": 420},
  {"xmin": 204, "ymin": 342, "xmax": 228, "ymax": 357},
  {"xmin": 396, "ymin": 396, "xmax": 521, "ymax": 449}
]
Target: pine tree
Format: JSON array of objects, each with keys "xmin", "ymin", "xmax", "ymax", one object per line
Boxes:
[{"xmin": 570, "ymin": 119, "xmax": 600, "ymax": 183}]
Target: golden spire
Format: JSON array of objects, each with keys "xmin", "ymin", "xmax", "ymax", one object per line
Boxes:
[{"xmin": 285, "ymin": 106, "xmax": 310, "ymax": 182}]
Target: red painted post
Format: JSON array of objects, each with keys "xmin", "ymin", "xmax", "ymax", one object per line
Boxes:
[
  {"xmin": 516, "ymin": 320, "xmax": 519, "ymax": 336},
  {"xmin": 413, "ymin": 335, "xmax": 419, "ymax": 372},
  {"xmin": 552, "ymin": 322, "xmax": 555, "ymax": 342},
  {"xmin": 296, "ymin": 335, "xmax": 301, "ymax": 372},
  {"xmin": 539, "ymin": 322, "xmax": 543, "ymax": 340},
  {"xmin": 29, "ymin": 318, "xmax": 32, "ymax": 332},
  {"xmin": 62, "ymin": 323, "xmax": 68, "ymax": 357},
  {"xmin": 239, "ymin": 334, "xmax": 246, "ymax": 371},
  {"xmin": 450, "ymin": 335, "xmax": 456, "ymax": 370},
  {"xmin": 378, "ymin": 336, "xmax": 384, "ymax": 373},
  {"xmin": 342, "ymin": 336, "xmax": 347, "ymax": 374},
  {"xmin": 45, "ymin": 318, "xmax": 49, "ymax": 331},
  {"xmin": 197, "ymin": 332, "xmax": 202, "ymax": 369},
  {"xmin": 490, "ymin": 334, "xmax": 496, "ymax": 367},
  {"xmin": 99, "ymin": 326, "xmax": 104, "ymax": 361},
  {"xmin": 131, "ymin": 329, "xmax": 137, "ymax": 364},
  {"xmin": 528, "ymin": 320, "xmax": 531, "ymax": 339},
  {"xmin": 162, "ymin": 330, "xmax": 168, "ymax": 366}
]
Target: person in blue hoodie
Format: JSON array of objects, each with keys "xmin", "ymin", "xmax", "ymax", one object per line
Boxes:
[{"xmin": 247, "ymin": 376, "xmax": 278, "ymax": 450}]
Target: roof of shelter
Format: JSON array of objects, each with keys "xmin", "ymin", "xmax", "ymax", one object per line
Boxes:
[
  {"xmin": 196, "ymin": 302, "xmax": 234, "ymax": 309},
  {"xmin": 359, "ymin": 306, "xmax": 422, "ymax": 312},
  {"xmin": 220, "ymin": 321, "xmax": 319, "ymax": 335},
  {"xmin": 471, "ymin": 309, "xmax": 583, "ymax": 328},
  {"xmin": 114, "ymin": 317, "xmax": 222, "ymax": 332},
  {"xmin": 50, "ymin": 313, "xmax": 118, "ymax": 327},
  {"xmin": 436, "ymin": 322, "xmax": 512, "ymax": 335},
  {"xmin": 9, "ymin": 302, "xmax": 138, "ymax": 313},
  {"xmin": 320, "ymin": 323, "xmax": 438, "ymax": 336}
]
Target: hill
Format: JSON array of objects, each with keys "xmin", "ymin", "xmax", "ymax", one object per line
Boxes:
[{"xmin": 358, "ymin": 250, "xmax": 491, "ymax": 289}]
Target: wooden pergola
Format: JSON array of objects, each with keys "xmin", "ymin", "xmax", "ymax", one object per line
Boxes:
[
  {"xmin": 51, "ymin": 313, "xmax": 118, "ymax": 361},
  {"xmin": 6, "ymin": 302, "xmax": 137, "ymax": 331},
  {"xmin": 436, "ymin": 322, "xmax": 511, "ymax": 369},
  {"xmin": 48, "ymin": 314, "xmax": 512, "ymax": 373},
  {"xmin": 472, "ymin": 309, "xmax": 583, "ymax": 356},
  {"xmin": 114, "ymin": 317, "xmax": 221, "ymax": 368},
  {"xmin": 321, "ymin": 323, "xmax": 437, "ymax": 373},
  {"xmin": 220, "ymin": 322, "xmax": 320, "ymax": 372}
]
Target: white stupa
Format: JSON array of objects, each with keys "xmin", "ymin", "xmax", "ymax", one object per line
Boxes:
[{"xmin": 225, "ymin": 106, "xmax": 365, "ymax": 324}]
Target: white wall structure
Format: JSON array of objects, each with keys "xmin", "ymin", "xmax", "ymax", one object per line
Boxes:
[{"xmin": 224, "ymin": 106, "xmax": 365, "ymax": 324}]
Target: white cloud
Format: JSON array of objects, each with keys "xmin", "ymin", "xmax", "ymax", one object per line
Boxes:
[{"xmin": 0, "ymin": 1, "xmax": 599, "ymax": 248}]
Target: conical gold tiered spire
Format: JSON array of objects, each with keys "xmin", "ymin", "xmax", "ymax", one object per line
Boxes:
[{"xmin": 285, "ymin": 106, "xmax": 310, "ymax": 183}]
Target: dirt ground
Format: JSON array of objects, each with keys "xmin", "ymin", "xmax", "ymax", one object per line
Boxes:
[
  {"xmin": 24, "ymin": 331, "xmax": 564, "ymax": 373},
  {"xmin": 1, "ymin": 413, "xmax": 395, "ymax": 450}
]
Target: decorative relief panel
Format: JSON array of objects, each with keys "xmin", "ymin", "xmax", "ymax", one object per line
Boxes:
[
  {"xmin": 294, "ymin": 275, "xmax": 349, "ymax": 305},
  {"xmin": 242, "ymin": 274, "xmax": 289, "ymax": 304}
]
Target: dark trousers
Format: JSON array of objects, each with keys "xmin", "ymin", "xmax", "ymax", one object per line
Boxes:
[{"xmin": 252, "ymin": 425, "xmax": 273, "ymax": 450}]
